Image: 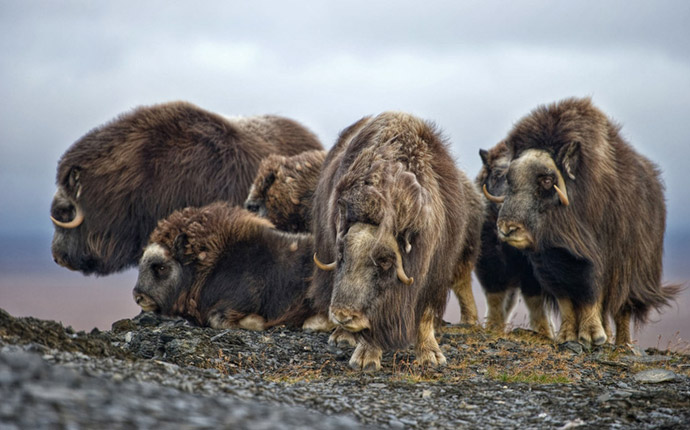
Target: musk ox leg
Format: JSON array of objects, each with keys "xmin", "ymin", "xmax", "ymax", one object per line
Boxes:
[
  {"xmin": 328, "ymin": 327, "xmax": 357, "ymax": 348},
  {"xmin": 415, "ymin": 308, "xmax": 447, "ymax": 367},
  {"xmin": 524, "ymin": 294, "xmax": 553, "ymax": 339},
  {"xmin": 238, "ymin": 314, "xmax": 267, "ymax": 331},
  {"xmin": 452, "ymin": 261, "xmax": 478, "ymax": 325},
  {"xmin": 207, "ymin": 306, "xmax": 266, "ymax": 331},
  {"xmin": 484, "ymin": 289, "xmax": 517, "ymax": 333},
  {"xmin": 349, "ymin": 340, "xmax": 382, "ymax": 372},
  {"xmin": 601, "ymin": 311, "xmax": 613, "ymax": 343},
  {"xmin": 578, "ymin": 302, "xmax": 607, "ymax": 347},
  {"xmin": 613, "ymin": 309, "xmax": 632, "ymax": 346},
  {"xmin": 302, "ymin": 313, "xmax": 336, "ymax": 332},
  {"xmin": 556, "ymin": 298, "xmax": 578, "ymax": 343}
]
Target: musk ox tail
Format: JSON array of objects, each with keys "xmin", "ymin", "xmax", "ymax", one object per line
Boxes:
[{"xmin": 631, "ymin": 282, "xmax": 685, "ymax": 325}]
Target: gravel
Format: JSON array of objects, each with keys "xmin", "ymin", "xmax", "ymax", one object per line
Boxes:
[{"xmin": 1, "ymin": 308, "xmax": 689, "ymax": 429}]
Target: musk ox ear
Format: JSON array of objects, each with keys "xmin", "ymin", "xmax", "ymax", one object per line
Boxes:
[
  {"xmin": 479, "ymin": 149, "xmax": 489, "ymax": 166},
  {"xmin": 557, "ymin": 141, "xmax": 580, "ymax": 181},
  {"xmin": 172, "ymin": 233, "xmax": 189, "ymax": 261}
]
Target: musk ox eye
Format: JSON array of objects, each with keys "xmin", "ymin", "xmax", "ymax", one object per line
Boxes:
[
  {"xmin": 68, "ymin": 168, "xmax": 81, "ymax": 188},
  {"xmin": 152, "ymin": 263, "xmax": 168, "ymax": 277},
  {"xmin": 539, "ymin": 176, "xmax": 554, "ymax": 190},
  {"xmin": 377, "ymin": 258, "xmax": 393, "ymax": 271}
]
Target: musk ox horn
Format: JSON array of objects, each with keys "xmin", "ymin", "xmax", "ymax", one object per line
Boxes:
[
  {"xmin": 554, "ymin": 184, "xmax": 569, "ymax": 207},
  {"xmin": 313, "ymin": 253, "xmax": 336, "ymax": 271},
  {"xmin": 482, "ymin": 184, "xmax": 505, "ymax": 204},
  {"xmin": 50, "ymin": 204, "xmax": 85, "ymax": 229},
  {"xmin": 395, "ymin": 250, "xmax": 414, "ymax": 285}
]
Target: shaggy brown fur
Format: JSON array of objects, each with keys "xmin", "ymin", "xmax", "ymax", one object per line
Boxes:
[
  {"xmin": 50, "ymin": 101, "xmax": 322, "ymax": 275},
  {"xmin": 133, "ymin": 202, "xmax": 315, "ymax": 329},
  {"xmin": 496, "ymin": 97, "xmax": 680, "ymax": 345},
  {"xmin": 244, "ymin": 150, "xmax": 327, "ymax": 232},
  {"xmin": 310, "ymin": 112, "xmax": 483, "ymax": 370}
]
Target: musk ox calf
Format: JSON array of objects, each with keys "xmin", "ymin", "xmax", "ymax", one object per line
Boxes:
[
  {"xmin": 483, "ymin": 97, "xmax": 680, "ymax": 346},
  {"xmin": 476, "ymin": 141, "xmax": 552, "ymax": 338},
  {"xmin": 244, "ymin": 149, "xmax": 327, "ymax": 232},
  {"xmin": 310, "ymin": 112, "xmax": 483, "ymax": 371},
  {"xmin": 51, "ymin": 101, "xmax": 322, "ymax": 275},
  {"xmin": 133, "ymin": 202, "xmax": 316, "ymax": 330}
]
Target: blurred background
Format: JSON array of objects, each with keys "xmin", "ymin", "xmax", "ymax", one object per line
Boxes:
[{"xmin": 1, "ymin": 1, "xmax": 688, "ymax": 351}]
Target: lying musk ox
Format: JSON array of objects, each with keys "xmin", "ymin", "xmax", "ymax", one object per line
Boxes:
[
  {"xmin": 483, "ymin": 97, "xmax": 680, "ymax": 346},
  {"xmin": 133, "ymin": 202, "xmax": 316, "ymax": 330},
  {"xmin": 244, "ymin": 150, "xmax": 327, "ymax": 232},
  {"xmin": 50, "ymin": 101, "xmax": 322, "ymax": 275},
  {"xmin": 310, "ymin": 112, "xmax": 483, "ymax": 371},
  {"xmin": 476, "ymin": 142, "xmax": 552, "ymax": 338}
]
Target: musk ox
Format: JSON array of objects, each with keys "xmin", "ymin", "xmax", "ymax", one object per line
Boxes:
[
  {"xmin": 50, "ymin": 101, "xmax": 322, "ymax": 275},
  {"xmin": 132, "ymin": 202, "xmax": 316, "ymax": 330},
  {"xmin": 483, "ymin": 97, "xmax": 680, "ymax": 346},
  {"xmin": 310, "ymin": 112, "xmax": 483, "ymax": 371},
  {"xmin": 476, "ymin": 142, "xmax": 553, "ymax": 338},
  {"xmin": 244, "ymin": 149, "xmax": 327, "ymax": 232}
]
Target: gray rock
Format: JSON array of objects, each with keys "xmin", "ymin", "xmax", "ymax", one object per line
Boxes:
[{"xmin": 633, "ymin": 369, "xmax": 677, "ymax": 384}]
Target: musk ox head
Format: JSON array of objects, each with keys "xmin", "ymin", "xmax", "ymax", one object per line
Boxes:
[
  {"xmin": 244, "ymin": 150, "xmax": 326, "ymax": 232},
  {"xmin": 491, "ymin": 149, "xmax": 571, "ymax": 250},
  {"xmin": 133, "ymin": 239, "xmax": 190, "ymax": 314}
]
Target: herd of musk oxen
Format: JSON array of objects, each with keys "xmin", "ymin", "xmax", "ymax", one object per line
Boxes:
[{"xmin": 51, "ymin": 97, "xmax": 680, "ymax": 371}]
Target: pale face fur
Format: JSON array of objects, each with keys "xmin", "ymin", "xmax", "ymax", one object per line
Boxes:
[
  {"xmin": 132, "ymin": 243, "xmax": 184, "ymax": 313},
  {"xmin": 329, "ymin": 223, "xmax": 406, "ymax": 333},
  {"xmin": 497, "ymin": 149, "xmax": 569, "ymax": 250}
]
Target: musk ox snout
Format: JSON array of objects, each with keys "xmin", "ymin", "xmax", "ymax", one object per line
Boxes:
[
  {"xmin": 496, "ymin": 219, "xmax": 534, "ymax": 249},
  {"xmin": 329, "ymin": 307, "xmax": 371, "ymax": 332}
]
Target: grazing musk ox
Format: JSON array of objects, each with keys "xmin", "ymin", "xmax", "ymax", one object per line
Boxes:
[
  {"xmin": 244, "ymin": 150, "xmax": 327, "ymax": 233},
  {"xmin": 310, "ymin": 112, "xmax": 483, "ymax": 371},
  {"xmin": 476, "ymin": 141, "xmax": 553, "ymax": 338},
  {"xmin": 484, "ymin": 97, "xmax": 680, "ymax": 346},
  {"xmin": 50, "ymin": 101, "xmax": 322, "ymax": 275},
  {"xmin": 133, "ymin": 202, "xmax": 316, "ymax": 330}
]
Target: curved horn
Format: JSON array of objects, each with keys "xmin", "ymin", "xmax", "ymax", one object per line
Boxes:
[
  {"xmin": 50, "ymin": 204, "xmax": 85, "ymax": 229},
  {"xmin": 313, "ymin": 253, "xmax": 336, "ymax": 271},
  {"xmin": 482, "ymin": 184, "xmax": 505, "ymax": 204},
  {"xmin": 395, "ymin": 250, "xmax": 414, "ymax": 286},
  {"xmin": 554, "ymin": 184, "xmax": 569, "ymax": 207}
]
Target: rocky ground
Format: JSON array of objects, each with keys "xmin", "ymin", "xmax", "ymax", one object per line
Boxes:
[{"xmin": 1, "ymin": 308, "xmax": 689, "ymax": 429}]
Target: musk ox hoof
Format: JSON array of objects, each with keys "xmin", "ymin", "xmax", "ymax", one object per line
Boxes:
[
  {"xmin": 349, "ymin": 343, "xmax": 382, "ymax": 372},
  {"xmin": 328, "ymin": 328, "xmax": 357, "ymax": 348},
  {"xmin": 415, "ymin": 348, "xmax": 447, "ymax": 367},
  {"xmin": 302, "ymin": 314, "xmax": 335, "ymax": 332},
  {"xmin": 578, "ymin": 325, "xmax": 607, "ymax": 349}
]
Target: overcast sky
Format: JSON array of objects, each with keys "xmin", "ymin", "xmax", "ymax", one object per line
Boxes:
[{"xmin": 1, "ymin": 0, "xmax": 689, "ymax": 239}]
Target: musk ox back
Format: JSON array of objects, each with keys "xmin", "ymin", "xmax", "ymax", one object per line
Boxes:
[
  {"xmin": 310, "ymin": 112, "xmax": 483, "ymax": 371},
  {"xmin": 133, "ymin": 202, "xmax": 316, "ymax": 330},
  {"xmin": 485, "ymin": 97, "xmax": 680, "ymax": 346},
  {"xmin": 50, "ymin": 101, "xmax": 322, "ymax": 275},
  {"xmin": 244, "ymin": 149, "xmax": 326, "ymax": 232},
  {"xmin": 476, "ymin": 142, "xmax": 552, "ymax": 338}
]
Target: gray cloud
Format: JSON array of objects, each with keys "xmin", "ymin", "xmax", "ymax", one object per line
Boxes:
[{"xmin": 1, "ymin": 0, "xmax": 689, "ymax": 236}]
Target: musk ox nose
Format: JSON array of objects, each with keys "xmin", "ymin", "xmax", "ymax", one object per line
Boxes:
[
  {"xmin": 133, "ymin": 292, "xmax": 145, "ymax": 306},
  {"xmin": 497, "ymin": 220, "xmax": 524, "ymax": 238},
  {"xmin": 329, "ymin": 307, "xmax": 371, "ymax": 332}
]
